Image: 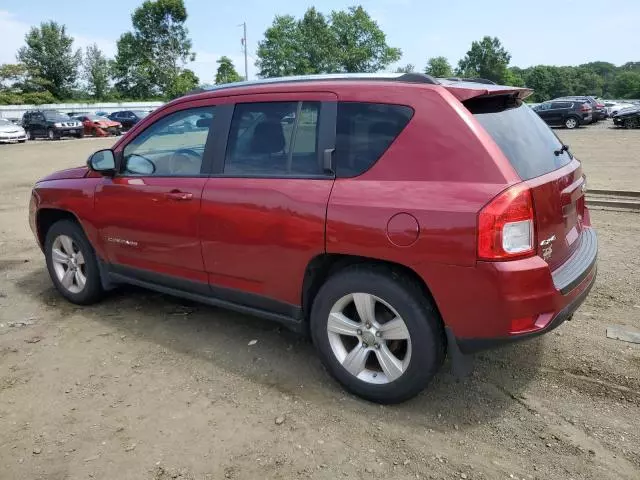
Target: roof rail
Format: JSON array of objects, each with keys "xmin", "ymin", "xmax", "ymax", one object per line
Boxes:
[
  {"xmin": 444, "ymin": 77, "xmax": 497, "ymax": 85},
  {"xmin": 192, "ymin": 72, "xmax": 440, "ymax": 96}
]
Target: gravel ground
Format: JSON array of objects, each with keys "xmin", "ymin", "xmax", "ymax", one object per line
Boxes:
[
  {"xmin": 557, "ymin": 119, "xmax": 639, "ymax": 191},
  {"xmin": 0, "ymin": 129, "xmax": 639, "ymax": 480}
]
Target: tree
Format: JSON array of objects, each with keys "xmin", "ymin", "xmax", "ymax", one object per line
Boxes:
[
  {"xmin": 612, "ymin": 71, "xmax": 640, "ymax": 99},
  {"xmin": 113, "ymin": 0, "xmax": 195, "ymax": 98},
  {"xmin": 256, "ymin": 6, "xmax": 401, "ymax": 77},
  {"xmin": 424, "ymin": 56, "xmax": 452, "ymax": 77},
  {"xmin": 215, "ymin": 56, "xmax": 243, "ymax": 84},
  {"xmin": 17, "ymin": 21, "xmax": 81, "ymax": 99},
  {"xmin": 456, "ymin": 36, "xmax": 511, "ymax": 84},
  {"xmin": 395, "ymin": 64, "xmax": 415, "ymax": 73},
  {"xmin": 330, "ymin": 6, "xmax": 401, "ymax": 73},
  {"xmin": 0, "ymin": 63, "xmax": 28, "ymax": 89},
  {"xmin": 297, "ymin": 7, "xmax": 339, "ymax": 74},
  {"xmin": 166, "ymin": 69, "xmax": 199, "ymax": 99},
  {"xmin": 83, "ymin": 44, "xmax": 110, "ymax": 99}
]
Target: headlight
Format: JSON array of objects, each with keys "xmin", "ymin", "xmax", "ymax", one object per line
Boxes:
[{"xmin": 54, "ymin": 122, "xmax": 62, "ymax": 127}]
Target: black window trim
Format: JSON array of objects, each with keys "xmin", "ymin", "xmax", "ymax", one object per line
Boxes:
[
  {"xmin": 115, "ymin": 104, "xmax": 219, "ymax": 178},
  {"xmin": 209, "ymin": 100, "xmax": 337, "ymax": 180}
]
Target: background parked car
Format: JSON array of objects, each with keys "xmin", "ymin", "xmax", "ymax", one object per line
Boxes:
[
  {"xmin": 532, "ymin": 100, "xmax": 592, "ymax": 129},
  {"xmin": 612, "ymin": 105, "xmax": 640, "ymax": 128},
  {"xmin": 107, "ymin": 110, "xmax": 150, "ymax": 131},
  {"xmin": 22, "ymin": 110, "xmax": 84, "ymax": 140},
  {"xmin": 555, "ymin": 96, "xmax": 606, "ymax": 121},
  {"xmin": 0, "ymin": 118, "xmax": 27, "ymax": 143},
  {"xmin": 605, "ymin": 101, "xmax": 636, "ymax": 117},
  {"xmin": 74, "ymin": 114, "xmax": 123, "ymax": 137}
]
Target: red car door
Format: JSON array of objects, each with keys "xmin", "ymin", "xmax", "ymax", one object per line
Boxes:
[
  {"xmin": 94, "ymin": 103, "xmax": 218, "ymax": 286},
  {"xmin": 200, "ymin": 93, "xmax": 337, "ymax": 311}
]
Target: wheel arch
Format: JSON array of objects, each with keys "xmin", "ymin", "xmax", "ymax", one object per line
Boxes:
[
  {"xmin": 302, "ymin": 254, "xmax": 443, "ymax": 325},
  {"xmin": 36, "ymin": 208, "xmax": 83, "ymax": 248}
]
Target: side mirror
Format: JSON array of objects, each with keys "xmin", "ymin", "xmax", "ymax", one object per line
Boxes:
[
  {"xmin": 87, "ymin": 149, "xmax": 116, "ymax": 175},
  {"xmin": 124, "ymin": 154, "xmax": 156, "ymax": 176}
]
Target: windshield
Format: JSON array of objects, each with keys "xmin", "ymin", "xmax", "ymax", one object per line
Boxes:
[
  {"xmin": 86, "ymin": 115, "xmax": 108, "ymax": 121},
  {"xmin": 0, "ymin": 119, "xmax": 12, "ymax": 126},
  {"xmin": 131, "ymin": 110, "xmax": 150, "ymax": 118},
  {"xmin": 44, "ymin": 112, "xmax": 72, "ymax": 122},
  {"xmin": 472, "ymin": 100, "xmax": 572, "ymax": 180}
]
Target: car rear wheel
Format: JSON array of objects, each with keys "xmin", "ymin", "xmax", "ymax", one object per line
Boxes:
[
  {"xmin": 624, "ymin": 118, "xmax": 639, "ymax": 129},
  {"xmin": 310, "ymin": 265, "xmax": 445, "ymax": 404},
  {"xmin": 564, "ymin": 117, "xmax": 579, "ymax": 129},
  {"xmin": 45, "ymin": 220, "xmax": 104, "ymax": 305},
  {"xmin": 25, "ymin": 129, "xmax": 32, "ymax": 140}
]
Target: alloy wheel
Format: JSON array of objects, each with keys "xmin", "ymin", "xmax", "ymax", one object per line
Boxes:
[
  {"xmin": 326, "ymin": 293, "xmax": 412, "ymax": 384},
  {"xmin": 566, "ymin": 118, "xmax": 577, "ymax": 129},
  {"xmin": 51, "ymin": 235, "xmax": 86, "ymax": 294},
  {"xmin": 48, "ymin": 129, "xmax": 55, "ymax": 140}
]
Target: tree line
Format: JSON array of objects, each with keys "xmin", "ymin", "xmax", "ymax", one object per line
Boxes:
[{"xmin": 1, "ymin": 2, "xmax": 639, "ymax": 106}]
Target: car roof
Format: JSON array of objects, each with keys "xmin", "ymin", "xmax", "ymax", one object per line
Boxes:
[{"xmin": 180, "ymin": 73, "xmax": 532, "ymax": 104}]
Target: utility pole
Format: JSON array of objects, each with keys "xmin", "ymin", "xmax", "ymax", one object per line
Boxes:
[{"xmin": 239, "ymin": 22, "xmax": 248, "ymax": 81}]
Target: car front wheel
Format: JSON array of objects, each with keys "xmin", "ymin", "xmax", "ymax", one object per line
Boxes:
[
  {"xmin": 48, "ymin": 128, "xmax": 58, "ymax": 140},
  {"xmin": 45, "ymin": 220, "xmax": 104, "ymax": 305},
  {"xmin": 310, "ymin": 265, "xmax": 445, "ymax": 404}
]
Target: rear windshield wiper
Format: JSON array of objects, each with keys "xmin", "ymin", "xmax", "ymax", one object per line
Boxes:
[{"xmin": 554, "ymin": 144, "xmax": 570, "ymax": 156}]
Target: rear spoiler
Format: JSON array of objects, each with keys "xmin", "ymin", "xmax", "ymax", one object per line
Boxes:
[{"xmin": 438, "ymin": 79, "xmax": 533, "ymax": 102}]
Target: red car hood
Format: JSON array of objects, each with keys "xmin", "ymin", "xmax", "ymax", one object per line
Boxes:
[
  {"xmin": 38, "ymin": 166, "xmax": 89, "ymax": 182},
  {"xmin": 94, "ymin": 120, "xmax": 120, "ymax": 128}
]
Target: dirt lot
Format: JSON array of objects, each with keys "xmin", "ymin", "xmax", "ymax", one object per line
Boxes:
[{"xmin": 1, "ymin": 126, "xmax": 639, "ymax": 480}]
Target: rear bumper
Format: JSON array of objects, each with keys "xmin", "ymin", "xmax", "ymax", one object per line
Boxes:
[
  {"xmin": 456, "ymin": 263, "xmax": 596, "ymax": 353},
  {"xmin": 430, "ymin": 227, "xmax": 598, "ymax": 354}
]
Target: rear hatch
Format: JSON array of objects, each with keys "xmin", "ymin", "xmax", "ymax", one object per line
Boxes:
[{"xmin": 466, "ymin": 93, "xmax": 586, "ymax": 270}]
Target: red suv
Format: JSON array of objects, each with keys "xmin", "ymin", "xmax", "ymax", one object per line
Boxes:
[{"xmin": 29, "ymin": 74, "xmax": 597, "ymax": 403}]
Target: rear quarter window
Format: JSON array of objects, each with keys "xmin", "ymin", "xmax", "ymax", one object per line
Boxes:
[
  {"xmin": 471, "ymin": 99, "xmax": 572, "ymax": 181},
  {"xmin": 335, "ymin": 102, "xmax": 413, "ymax": 177}
]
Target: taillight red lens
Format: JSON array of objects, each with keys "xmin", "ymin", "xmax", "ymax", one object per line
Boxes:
[
  {"xmin": 581, "ymin": 104, "xmax": 591, "ymax": 112},
  {"xmin": 478, "ymin": 183, "xmax": 535, "ymax": 260}
]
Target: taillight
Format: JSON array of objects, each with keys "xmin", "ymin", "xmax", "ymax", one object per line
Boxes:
[
  {"xmin": 596, "ymin": 103, "xmax": 604, "ymax": 108},
  {"xmin": 580, "ymin": 104, "xmax": 591, "ymax": 112},
  {"xmin": 478, "ymin": 183, "xmax": 535, "ymax": 260}
]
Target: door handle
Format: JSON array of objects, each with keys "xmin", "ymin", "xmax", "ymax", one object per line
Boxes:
[{"xmin": 165, "ymin": 190, "xmax": 193, "ymax": 201}]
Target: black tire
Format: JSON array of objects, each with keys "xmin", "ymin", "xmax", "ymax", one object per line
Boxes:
[
  {"xmin": 310, "ymin": 265, "xmax": 445, "ymax": 404},
  {"xmin": 18, "ymin": 140, "xmax": 26, "ymax": 143},
  {"xmin": 75, "ymin": 132, "xmax": 84, "ymax": 138},
  {"xmin": 47, "ymin": 128, "xmax": 59, "ymax": 140},
  {"xmin": 25, "ymin": 129, "xmax": 33, "ymax": 140},
  {"xmin": 624, "ymin": 118, "xmax": 639, "ymax": 129},
  {"xmin": 564, "ymin": 116, "xmax": 579, "ymax": 129},
  {"xmin": 44, "ymin": 220, "xmax": 104, "ymax": 305}
]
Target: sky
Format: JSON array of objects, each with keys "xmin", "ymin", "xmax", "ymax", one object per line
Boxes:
[{"xmin": 1, "ymin": 0, "xmax": 639, "ymax": 84}]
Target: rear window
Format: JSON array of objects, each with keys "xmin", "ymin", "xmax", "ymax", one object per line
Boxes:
[
  {"xmin": 335, "ymin": 102, "xmax": 413, "ymax": 177},
  {"xmin": 471, "ymin": 98, "xmax": 572, "ymax": 180}
]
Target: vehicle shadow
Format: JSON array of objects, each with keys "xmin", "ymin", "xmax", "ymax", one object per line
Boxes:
[{"xmin": 16, "ymin": 267, "xmax": 543, "ymax": 432}]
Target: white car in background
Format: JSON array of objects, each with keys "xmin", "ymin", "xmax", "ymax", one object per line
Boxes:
[
  {"xmin": 0, "ymin": 118, "xmax": 27, "ymax": 143},
  {"xmin": 604, "ymin": 101, "xmax": 635, "ymax": 117}
]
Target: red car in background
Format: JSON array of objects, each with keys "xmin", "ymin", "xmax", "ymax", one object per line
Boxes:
[{"xmin": 75, "ymin": 115, "xmax": 122, "ymax": 137}]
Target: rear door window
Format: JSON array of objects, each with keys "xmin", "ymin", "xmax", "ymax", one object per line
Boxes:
[
  {"xmin": 224, "ymin": 101, "xmax": 321, "ymax": 177},
  {"xmin": 335, "ymin": 102, "xmax": 413, "ymax": 177},
  {"xmin": 471, "ymin": 98, "xmax": 572, "ymax": 180}
]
